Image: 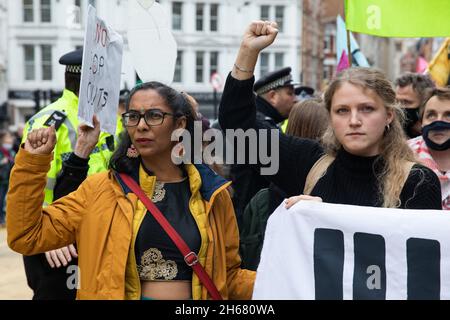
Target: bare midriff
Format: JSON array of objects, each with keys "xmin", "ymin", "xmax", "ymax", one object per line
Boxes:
[{"xmin": 141, "ymin": 281, "xmax": 192, "ymax": 300}]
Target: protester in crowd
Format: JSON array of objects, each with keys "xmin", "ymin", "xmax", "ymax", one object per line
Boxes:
[
  {"xmin": 408, "ymin": 87, "xmax": 450, "ymax": 210},
  {"xmin": 0, "ymin": 130, "xmax": 15, "ymax": 228},
  {"xmin": 295, "ymin": 86, "xmax": 315, "ymax": 102},
  {"xmin": 219, "ymin": 21, "xmax": 442, "ymax": 212},
  {"xmin": 395, "ymin": 73, "xmax": 435, "ymax": 139},
  {"xmin": 115, "ymin": 89, "xmax": 130, "ymax": 144},
  {"xmin": 182, "ymin": 93, "xmax": 231, "ymax": 181},
  {"xmin": 7, "ymin": 81, "xmax": 255, "ymax": 300},
  {"xmin": 183, "ymin": 93, "xmax": 208, "ymax": 128},
  {"xmin": 13, "ymin": 124, "xmax": 25, "ymax": 154},
  {"xmin": 285, "ymin": 98, "xmax": 329, "ymax": 139},
  {"xmin": 20, "ymin": 48, "xmax": 120, "ymax": 300},
  {"xmin": 240, "ymin": 98, "xmax": 329, "ymax": 270},
  {"xmin": 230, "ymin": 67, "xmax": 298, "ymax": 228},
  {"xmin": 280, "ymin": 85, "xmax": 316, "ymax": 133}
]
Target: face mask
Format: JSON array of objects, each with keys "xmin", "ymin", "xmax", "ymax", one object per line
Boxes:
[
  {"xmin": 2, "ymin": 144, "xmax": 12, "ymax": 150},
  {"xmin": 402, "ymin": 108, "xmax": 421, "ymax": 138},
  {"xmin": 422, "ymin": 121, "xmax": 450, "ymax": 151}
]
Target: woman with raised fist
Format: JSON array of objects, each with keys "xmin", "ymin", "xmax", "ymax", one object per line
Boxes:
[
  {"xmin": 7, "ymin": 82, "xmax": 255, "ymax": 300},
  {"xmin": 219, "ymin": 21, "xmax": 441, "ymax": 210}
]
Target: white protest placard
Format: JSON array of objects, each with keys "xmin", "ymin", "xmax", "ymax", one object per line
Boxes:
[
  {"xmin": 253, "ymin": 201, "xmax": 450, "ymax": 300},
  {"xmin": 79, "ymin": 5, "xmax": 123, "ymax": 135},
  {"xmin": 128, "ymin": 0, "xmax": 177, "ymax": 85}
]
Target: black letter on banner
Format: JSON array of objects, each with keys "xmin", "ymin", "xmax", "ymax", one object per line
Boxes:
[
  {"xmin": 314, "ymin": 229, "xmax": 344, "ymax": 300},
  {"xmin": 407, "ymin": 238, "xmax": 440, "ymax": 300},
  {"xmin": 353, "ymin": 233, "xmax": 386, "ymax": 300}
]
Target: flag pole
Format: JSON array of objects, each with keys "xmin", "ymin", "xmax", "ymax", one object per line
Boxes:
[
  {"xmin": 344, "ymin": 0, "xmax": 352, "ymax": 67},
  {"xmin": 346, "ymin": 29, "xmax": 353, "ymax": 67}
]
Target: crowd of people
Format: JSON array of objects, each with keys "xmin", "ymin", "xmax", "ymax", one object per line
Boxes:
[{"xmin": 3, "ymin": 20, "xmax": 449, "ymax": 300}]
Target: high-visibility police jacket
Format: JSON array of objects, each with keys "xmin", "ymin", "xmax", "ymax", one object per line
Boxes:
[{"xmin": 22, "ymin": 89, "xmax": 120, "ymax": 206}]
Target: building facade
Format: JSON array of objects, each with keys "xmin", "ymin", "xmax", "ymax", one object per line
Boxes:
[
  {"xmin": 4, "ymin": 0, "xmax": 302, "ymax": 129},
  {"xmin": 301, "ymin": 0, "xmax": 323, "ymax": 90}
]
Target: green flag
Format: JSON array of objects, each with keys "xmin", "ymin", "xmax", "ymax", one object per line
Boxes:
[{"xmin": 345, "ymin": 0, "xmax": 450, "ymax": 37}]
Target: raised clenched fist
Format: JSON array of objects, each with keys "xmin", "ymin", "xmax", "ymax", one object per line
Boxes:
[
  {"xmin": 24, "ymin": 126, "xmax": 57, "ymax": 155},
  {"xmin": 241, "ymin": 20, "xmax": 279, "ymax": 53}
]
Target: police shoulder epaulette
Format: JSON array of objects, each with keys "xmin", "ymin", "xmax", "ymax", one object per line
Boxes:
[{"xmin": 44, "ymin": 111, "xmax": 67, "ymax": 131}]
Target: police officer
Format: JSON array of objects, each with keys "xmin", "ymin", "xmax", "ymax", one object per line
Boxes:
[
  {"xmin": 253, "ymin": 67, "xmax": 298, "ymax": 128},
  {"xmin": 22, "ymin": 48, "xmax": 118, "ymax": 300},
  {"xmin": 230, "ymin": 67, "xmax": 298, "ymax": 228},
  {"xmin": 281, "ymin": 85, "xmax": 315, "ymax": 132},
  {"xmin": 295, "ymin": 85, "xmax": 315, "ymax": 101}
]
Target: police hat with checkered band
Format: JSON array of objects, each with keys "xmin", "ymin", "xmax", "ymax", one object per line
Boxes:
[
  {"xmin": 59, "ymin": 48, "xmax": 83, "ymax": 74},
  {"xmin": 254, "ymin": 67, "xmax": 299, "ymax": 95}
]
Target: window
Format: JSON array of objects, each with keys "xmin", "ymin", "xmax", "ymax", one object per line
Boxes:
[
  {"xmin": 196, "ymin": 3, "xmax": 204, "ymax": 31},
  {"xmin": 196, "ymin": 51, "xmax": 204, "ymax": 83},
  {"xmin": 24, "ymin": 45, "xmax": 35, "ymax": 81},
  {"xmin": 41, "ymin": 45, "xmax": 52, "ymax": 81},
  {"xmin": 275, "ymin": 6, "xmax": 284, "ymax": 32},
  {"xmin": 260, "ymin": 52, "xmax": 269, "ymax": 77},
  {"xmin": 275, "ymin": 52, "xmax": 284, "ymax": 69},
  {"xmin": 172, "ymin": 2, "xmax": 182, "ymax": 30},
  {"xmin": 40, "ymin": 0, "xmax": 51, "ymax": 23},
  {"xmin": 210, "ymin": 51, "xmax": 218, "ymax": 77},
  {"xmin": 324, "ymin": 35, "xmax": 331, "ymax": 52},
  {"xmin": 323, "ymin": 67, "xmax": 330, "ymax": 81},
  {"xmin": 210, "ymin": 4, "xmax": 218, "ymax": 32},
  {"xmin": 74, "ymin": 0, "xmax": 82, "ymax": 24},
  {"xmin": 174, "ymin": 50, "xmax": 183, "ymax": 83},
  {"xmin": 23, "ymin": 0, "xmax": 34, "ymax": 23},
  {"xmin": 261, "ymin": 5, "xmax": 270, "ymax": 21}
]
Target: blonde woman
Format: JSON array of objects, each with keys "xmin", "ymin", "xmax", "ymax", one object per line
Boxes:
[{"xmin": 219, "ymin": 21, "xmax": 441, "ymax": 210}]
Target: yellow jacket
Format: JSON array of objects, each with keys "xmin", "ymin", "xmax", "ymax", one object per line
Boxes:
[
  {"xmin": 22, "ymin": 89, "xmax": 118, "ymax": 206},
  {"xmin": 7, "ymin": 149, "xmax": 255, "ymax": 300}
]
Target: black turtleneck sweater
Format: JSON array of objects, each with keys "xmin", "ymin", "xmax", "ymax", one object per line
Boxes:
[{"xmin": 219, "ymin": 74, "xmax": 442, "ymax": 210}]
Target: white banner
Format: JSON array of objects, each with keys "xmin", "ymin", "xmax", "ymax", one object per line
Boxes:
[
  {"xmin": 128, "ymin": 0, "xmax": 177, "ymax": 85},
  {"xmin": 253, "ymin": 201, "xmax": 449, "ymax": 300},
  {"xmin": 79, "ymin": 5, "xmax": 123, "ymax": 135}
]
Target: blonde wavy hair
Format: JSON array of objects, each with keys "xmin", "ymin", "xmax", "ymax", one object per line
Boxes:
[{"xmin": 322, "ymin": 67, "xmax": 417, "ymax": 208}]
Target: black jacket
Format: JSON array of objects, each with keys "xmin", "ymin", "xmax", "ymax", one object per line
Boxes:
[
  {"xmin": 229, "ymin": 95, "xmax": 285, "ymax": 228},
  {"xmin": 219, "ymin": 73, "xmax": 442, "ymax": 210},
  {"xmin": 240, "ymin": 183, "xmax": 286, "ymax": 271}
]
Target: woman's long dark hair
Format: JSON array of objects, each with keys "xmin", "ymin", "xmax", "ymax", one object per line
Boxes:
[{"xmin": 109, "ymin": 82, "xmax": 197, "ymax": 174}]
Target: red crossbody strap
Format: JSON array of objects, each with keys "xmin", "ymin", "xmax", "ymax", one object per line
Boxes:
[{"xmin": 119, "ymin": 173, "xmax": 223, "ymax": 300}]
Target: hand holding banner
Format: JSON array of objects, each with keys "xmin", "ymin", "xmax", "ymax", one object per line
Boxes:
[
  {"xmin": 254, "ymin": 201, "xmax": 449, "ymax": 300},
  {"xmin": 79, "ymin": 5, "xmax": 123, "ymax": 135}
]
